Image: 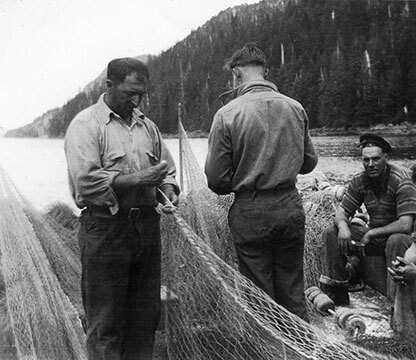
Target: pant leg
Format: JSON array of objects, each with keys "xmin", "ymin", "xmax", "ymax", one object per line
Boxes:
[
  {"xmin": 319, "ymin": 225, "xmax": 349, "ymax": 287},
  {"xmin": 319, "ymin": 224, "xmax": 370, "ymax": 286},
  {"xmin": 121, "ymin": 215, "xmax": 161, "ymax": 360},
  {"xmin": 79, "ymin": 211, "xmax": 133, "ymax": 360},
  {"xmin": 271, "ymin": 192, "xmax": 308, "ymax": 321},
  {"xmin": 228, "ymin": 200, "xmax": 274, "ymax": 299},
  {"xmin": 229, "ymin": 189, "xmax": 308, "ymax": 321}
]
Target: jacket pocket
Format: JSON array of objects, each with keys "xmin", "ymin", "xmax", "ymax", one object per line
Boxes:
[{"xmin": 102, "ymin": 150, "xmax": 125, "ymax": 172}]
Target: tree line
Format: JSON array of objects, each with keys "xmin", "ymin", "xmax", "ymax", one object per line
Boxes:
[{"xmin": 6, "ymin": 0, "xmax": 416, "ymax": 137}]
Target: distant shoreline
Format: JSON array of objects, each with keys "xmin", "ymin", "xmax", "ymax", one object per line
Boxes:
[
  {"xmin": 310, "ymin": 122, "xmax": 416, "ymax": 137},
  {"xmin": 3, "ymin": 122, "xmax": 416, "ymax": 140}
]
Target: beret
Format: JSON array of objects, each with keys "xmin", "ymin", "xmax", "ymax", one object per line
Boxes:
[{"xmin": 359, "ymin": 133, "xmax": 392, "ymax": 153}]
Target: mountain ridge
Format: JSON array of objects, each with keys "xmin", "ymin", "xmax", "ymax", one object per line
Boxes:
[{"xmin": 6, "ymin": 0, "xmax": 416, "ymax": 138}]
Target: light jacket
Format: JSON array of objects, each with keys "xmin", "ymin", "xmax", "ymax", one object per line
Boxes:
[{"xmin": 205, "ymin": 80, "xmax": 317, "ymax": 195}]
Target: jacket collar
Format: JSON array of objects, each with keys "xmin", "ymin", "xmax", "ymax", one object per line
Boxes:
[{"xmin": 219, "ymin": 80, "xmax": 278, "ymax": 106}]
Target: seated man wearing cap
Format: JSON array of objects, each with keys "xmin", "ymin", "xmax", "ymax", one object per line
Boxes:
[{"xmin": 319, "ymin": 133, "xmax": 416, "ymax": 305}]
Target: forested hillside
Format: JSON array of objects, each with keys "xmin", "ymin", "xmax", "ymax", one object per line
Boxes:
[{"xmin": 7, "ymin": 0, "xmax": 416, "ymax": 137}]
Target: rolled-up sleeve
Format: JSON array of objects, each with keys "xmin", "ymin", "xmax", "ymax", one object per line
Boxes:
[
  {"xmin": 64, "ymin": 116, "xmax": 120, "ymax": 213},
  {"xmin": 204, "ymin": 111, "xmax": 234, "ymax": 195}
]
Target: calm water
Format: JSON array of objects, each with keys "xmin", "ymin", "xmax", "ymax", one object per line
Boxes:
[
  {"xmin": 0, "ymin": 135, "xmax": 415, "ymax": 211},
  {"xmin": 0, "ymin": 137, "xmax": 208, "ymax": 212}
]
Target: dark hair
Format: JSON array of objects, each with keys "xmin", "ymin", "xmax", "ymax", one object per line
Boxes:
[
  {"xmin": 225, "ymin": 42, "xmax": 267, "ymax": 70},
  {"xmin": 107, "ymin": 57, "xmax": 149, "ymax": 83}
]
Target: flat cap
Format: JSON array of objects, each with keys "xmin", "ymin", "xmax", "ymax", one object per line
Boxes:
[{"xmin": 359, "ymin": 133, "xmax": 392, "ymax": 153}]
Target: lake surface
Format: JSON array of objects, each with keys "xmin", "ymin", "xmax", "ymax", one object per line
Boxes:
[
  {"xmin": 0, "ymin": 137, "xmax": 208, "ymax": 212},
  {"xmin": 0, "ymin": 135, "xmax": 415, "ymax": 212}
]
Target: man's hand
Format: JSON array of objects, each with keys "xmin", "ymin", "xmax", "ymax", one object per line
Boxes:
[
  {"xmin": 136, "ymin": 160, "xmax": 169, "ymax": 186},
  {"xmin": 388, "ymin": 256, "xmax": 416, "ymax": 285},
  {"xmin": 360, "ymin": 230, "xmax": 373, "ymax": 247},
  {"xmin": 158, "ymin": 184, "xmax": 179, "ymax": 214},
  {"xmin": 337, "ymin": 225, "xmax": 352, "ymax": 255}
]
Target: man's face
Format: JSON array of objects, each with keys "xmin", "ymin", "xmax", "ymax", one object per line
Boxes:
[
  {"xmin": 107, "ymin": 72, "xmax": 147, "ymax": 119},
  {"xmin": 362, "ymin": 146, "xmax": 387, "ymax": 178}
]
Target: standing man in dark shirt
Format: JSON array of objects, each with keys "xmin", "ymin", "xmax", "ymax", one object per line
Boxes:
[
  {"xmin": 319, "ymin": 134, "xmax": 416, "ymax": 305},
  {"xmin": 205, "ymin": 43, "xmax": 318, "ymax": 321},
  {"xmin": 65, "ymin": 57, "xmax": 179, "ymax": 359}
]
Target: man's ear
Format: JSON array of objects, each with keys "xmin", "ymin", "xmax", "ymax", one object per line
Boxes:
[
  {"xmin": 106, "ymin": 79, "xmax": 114, "ymax": 90},
  {"xmin": 232, "ymin": 67, "xmax": 240, "ymax": 79}
]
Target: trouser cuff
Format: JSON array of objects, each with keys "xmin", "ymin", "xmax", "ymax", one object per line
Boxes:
[{"xmin": 319, "ymin": 275, "xmax": 349, "ymax": 288}]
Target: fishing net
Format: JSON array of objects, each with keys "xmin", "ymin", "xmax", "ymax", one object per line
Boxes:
[
  {"xmin": 0, "ymin": 121, "xmax": 413, "ymax": 359},
  {"xmin": 0, "ymin": 167, "xmax": 86, "ymax": 359},
  {"xmin": 161, "ymin": 124, "xmax": 399, "ymax": 360},
  {"xmin": 177, "ymin": 120, "xmax": 236, "ymax": 267}
]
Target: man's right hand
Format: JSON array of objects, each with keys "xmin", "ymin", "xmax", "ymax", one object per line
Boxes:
[
  {"xmin": 337, "ymin": 225, "xmax": 352, "ymax": 255},
  {"xmin": 136, "ymin": 160, "xmax": 169, "ymax": 186}
]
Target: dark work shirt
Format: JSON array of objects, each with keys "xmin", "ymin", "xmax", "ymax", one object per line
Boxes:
[{"xmin": 341, "ymin": 164, "xmax": 416, "ymax": 227}]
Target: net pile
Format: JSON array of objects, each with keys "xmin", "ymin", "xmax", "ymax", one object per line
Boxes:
[
  {"xmin": 303, "ymin": 186, "xmax": 340, "ymax": 288},
  {"xmin": 0, "ymin": 167, "xmax": 86, "ymax": 359},
  {"xmin": 177, "ymin": 120, "xmax": 236, "ymax": 267},
  {"xmin": 161, "ymin": 126, "xmax": 398, "ymax": 360}
]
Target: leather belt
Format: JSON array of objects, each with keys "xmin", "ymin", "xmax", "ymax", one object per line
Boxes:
[
  {"xmin": 234, "ymin": 183, "xmax": 296, "ymax": 200},
  {"xmin": 86, "ymin": 205, "xmax": 158, "ymax": 221}
]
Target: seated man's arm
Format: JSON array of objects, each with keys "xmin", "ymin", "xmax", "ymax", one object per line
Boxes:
[
  {"xmin": 361, "ymin": 214, "xmax": 414, "ymax": 246},
  {"xmin": 334, "ymin": 177, "xmax": 363, "ymax": 254},
  {"xmin": 334, "ymin": 206, "xmax": 352, "ymax": 254}
]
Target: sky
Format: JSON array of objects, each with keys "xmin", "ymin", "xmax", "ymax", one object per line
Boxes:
[{"xmin": 0, "ymin": 0, "xmax": 260, "ymax": 131}]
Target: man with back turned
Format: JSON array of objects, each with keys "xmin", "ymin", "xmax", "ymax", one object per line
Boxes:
[
  {"xmin": 65, "ymin": 57, "xmax": 179, "ymax": 359},
  {"xmin": 205, "ymin": 43, "xmax": 318, "ymax": 321}
]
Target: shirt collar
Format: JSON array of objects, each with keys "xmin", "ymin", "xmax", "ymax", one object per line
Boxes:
[
  {"xmin": 96, "ymin": 93, "xmax": 145, "ymax": 126},
  {"xmin": 219, "ymin": 80, "xmax": 278, "ymax": 106}
]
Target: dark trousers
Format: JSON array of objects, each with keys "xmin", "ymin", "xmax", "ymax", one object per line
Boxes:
[
  {"xmin": 78, "ymin": 210, "xmax": 161, "ymax": 360},
  {"xmin": 320, "ymin": 224, "xmax": 413, "ymax": 300},
  {"xmin": 228, "ymin": 187, "xmax": 308, "ymax": 321}
]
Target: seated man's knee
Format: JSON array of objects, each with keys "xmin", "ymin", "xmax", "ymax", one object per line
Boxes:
[{"xmin": 386, "ymin": 233, "xmax": 413, "ymax": 254}]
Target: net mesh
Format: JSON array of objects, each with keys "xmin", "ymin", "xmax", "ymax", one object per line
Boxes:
[
  {"xmin": 160, "ymin": 124, "xmax": 401, "ymax": 360},
  {"xmin": 0, "ymin": 167, "xmax": 86, "ymax": 359}
]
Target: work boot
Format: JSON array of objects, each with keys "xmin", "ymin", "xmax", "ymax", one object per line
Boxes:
[{"xmin": 320, "ymin": 283, "xmax": 350, "ymax": 306}]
